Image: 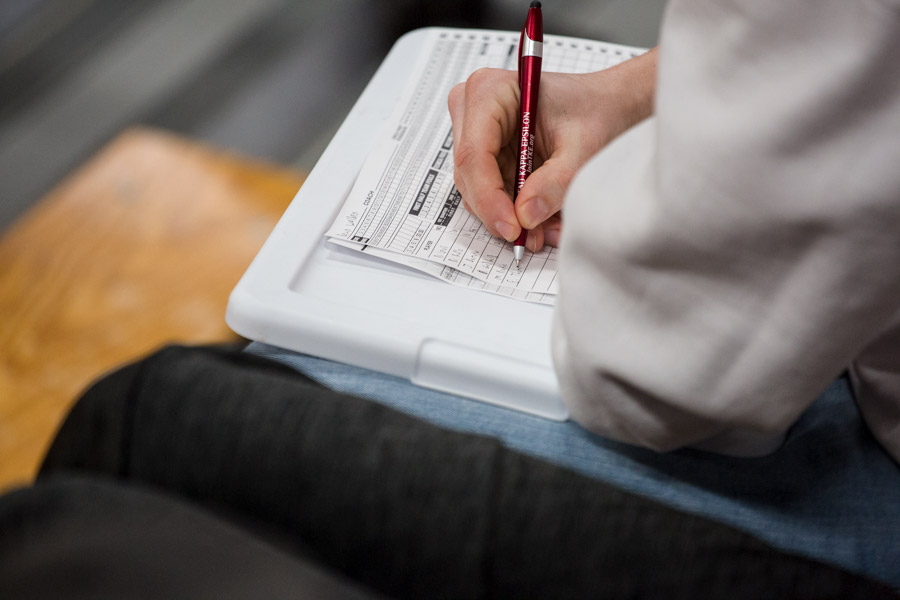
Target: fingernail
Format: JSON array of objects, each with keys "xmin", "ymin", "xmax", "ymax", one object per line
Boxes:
[
  {"xmin": 495, "ymin": 221, "xmax": 518, "ymax": 241},
  {"xmin": 520, "ymin": 198, "xmax": 549, "ymax": 228}
]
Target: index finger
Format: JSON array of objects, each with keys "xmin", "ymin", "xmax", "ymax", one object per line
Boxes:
[{"xmin": 449, "ymin": 68, "xmax": 522, "ymax": 241}]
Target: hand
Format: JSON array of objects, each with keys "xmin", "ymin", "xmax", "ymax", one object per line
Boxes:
[{"xmin": 447, "ymin": 49, "xmax": 657, "ymax": 250}]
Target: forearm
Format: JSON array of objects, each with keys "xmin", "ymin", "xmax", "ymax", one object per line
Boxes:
[
  {"xmin": 552, "ymin": 0, "xmax": 900, "ymax": 456},
  {"xmin": 584, "ymin": 46, "xmax": 658, "ymax": 143}
]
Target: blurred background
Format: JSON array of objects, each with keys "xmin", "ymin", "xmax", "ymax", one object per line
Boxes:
[{"xmin": 0, "ymin": 0, "xmax": 667, "ymax": 234}]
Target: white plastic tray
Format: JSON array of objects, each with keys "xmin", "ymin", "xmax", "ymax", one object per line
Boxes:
[{"xmin": 226, "ymin": 28, "xmax": 567, "ymax": 420}]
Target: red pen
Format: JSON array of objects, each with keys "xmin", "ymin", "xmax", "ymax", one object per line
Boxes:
[{"xmin": 513, "ymin": 1, "xmax": 543, "ymax": 267}]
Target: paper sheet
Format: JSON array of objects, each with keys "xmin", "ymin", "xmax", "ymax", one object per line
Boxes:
[{"xmin": 326, "ymin": 28, "xmax": 643, "ymax": 304}]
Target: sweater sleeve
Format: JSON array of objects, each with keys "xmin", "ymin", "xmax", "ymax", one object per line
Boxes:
[{"xmin": 552, "ymin": 0, "xmax": 900, "ymax": 457}]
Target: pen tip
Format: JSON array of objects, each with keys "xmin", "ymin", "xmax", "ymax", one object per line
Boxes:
[
  {"xmin": 530, "ymin": 1, "xmax": 541, "ymax": 8},
  {"xmin": 515, "ymin": 259, "xmax": 520, "ymax": 268}
]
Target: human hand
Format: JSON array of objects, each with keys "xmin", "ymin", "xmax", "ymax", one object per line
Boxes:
[{"xmin": 447, "ymin": 49, "xmax": 657, "ymax": 250}]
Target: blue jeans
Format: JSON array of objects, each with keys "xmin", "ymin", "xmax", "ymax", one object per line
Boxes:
[{"xmin": 247, "ymin": 342, "xmax": 900, "ymax": 588}]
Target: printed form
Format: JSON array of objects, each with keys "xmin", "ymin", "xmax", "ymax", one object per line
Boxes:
[{"xmin": 326, "ymin": 28, "xmax": 643, "ymax": 305}]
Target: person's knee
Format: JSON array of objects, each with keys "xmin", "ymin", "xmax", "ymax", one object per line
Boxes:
[{"xmin": 40, "ymin": 355, "xmax": 147, "ymax": 479}]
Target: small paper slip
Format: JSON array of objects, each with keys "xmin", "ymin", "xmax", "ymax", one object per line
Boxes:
[{"xmin": 325, "ymin": 28, "xmax": 644, "ymax": 305}]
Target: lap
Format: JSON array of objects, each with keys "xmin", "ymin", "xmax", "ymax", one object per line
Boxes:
[
  {"xmin": 247, "ymin": 342, "xmax": 900, "ymax": 588},
  {"xmin": 0, "ymin": 475, "xmax": 372, "ymax": 600}
]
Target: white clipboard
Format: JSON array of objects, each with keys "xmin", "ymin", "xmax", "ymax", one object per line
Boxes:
[{"xmin": 226, "ymin": 28, "xmax": 567, "ymax": 420}]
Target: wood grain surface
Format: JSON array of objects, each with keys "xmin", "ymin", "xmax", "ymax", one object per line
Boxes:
[{"xmin": 0, "ymin": 128, "xmax": 304, "ymax": 491}]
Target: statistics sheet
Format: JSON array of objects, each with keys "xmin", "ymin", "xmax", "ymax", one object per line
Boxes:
[{"xmin": 326, "ymin": 28, "xmax": 644, "ymax": 305}]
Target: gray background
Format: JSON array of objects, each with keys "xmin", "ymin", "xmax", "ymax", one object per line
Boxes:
[{"xmin": 0, "ymin": 0, "xmax": 668, "ymax": 233}]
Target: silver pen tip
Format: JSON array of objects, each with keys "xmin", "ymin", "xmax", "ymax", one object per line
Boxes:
[{"xmin": 513, "ymin": 244, "xmax": 525, "ymax": 266}]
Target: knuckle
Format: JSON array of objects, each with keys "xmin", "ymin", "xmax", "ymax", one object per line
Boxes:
[
  {"xmin": 453, "ymin": 171, "xmax": 466, "ymax": 195},
  {"xmin": 447, "ymin": 82, "xmax": 464, "ymax": 109},
  {"xmin": 453, "ymin": 142, "xmax": 479, "ymax": 173},
  {"xmin": 466, "ymin": 67, "xmax": 509, "ymax": 92},
  {"xmin": 550, "ymin": 163, "xmax": 579, "ymax": 201},
  {"xmin": 466, "ymin": 67, "xmax": 494, "ymax": 88}
]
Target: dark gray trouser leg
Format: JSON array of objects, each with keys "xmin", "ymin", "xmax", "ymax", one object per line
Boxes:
[
  {"xmin": 37, "ymin": 345, "xmax": 897, "ymax": 599},
  {"xmin": 0, "ymin": 475, "xmax": 379, "ymax": 600}
]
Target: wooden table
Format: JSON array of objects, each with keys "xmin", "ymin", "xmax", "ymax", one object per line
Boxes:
[{"xmin": 0, "ymin": 128, "xmax": 305, "ymax": 491}]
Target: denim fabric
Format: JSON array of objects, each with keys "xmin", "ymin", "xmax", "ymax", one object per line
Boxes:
[{"xmin": 247, "ymin": 342, "xmax": 900, "ymax": 588}]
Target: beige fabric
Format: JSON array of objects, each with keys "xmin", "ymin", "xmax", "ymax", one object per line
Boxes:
[{"xmin": 552, "ymin": 0, "xmax": 900, "ymax": 458}]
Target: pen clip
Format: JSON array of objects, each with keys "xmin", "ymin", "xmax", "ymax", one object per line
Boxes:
[{"xmin": 521, "ymin": 31, "xmax": 543, "ymax": 59}]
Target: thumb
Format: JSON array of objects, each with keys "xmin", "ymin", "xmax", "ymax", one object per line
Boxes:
[{"xmin": 514, "ymin": 155, "xmax": 580, "ymax": 230}]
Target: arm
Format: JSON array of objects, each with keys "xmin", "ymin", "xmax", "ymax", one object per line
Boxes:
[{"xmin": 553, "ymin": 0, "xmax": 900, "ymax": 456}]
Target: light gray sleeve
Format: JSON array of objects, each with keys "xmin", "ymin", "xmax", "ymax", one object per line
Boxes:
[{"xmin": 552, "ymin": 0, "xmax": 900, "ymax": 457}]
